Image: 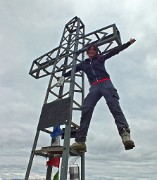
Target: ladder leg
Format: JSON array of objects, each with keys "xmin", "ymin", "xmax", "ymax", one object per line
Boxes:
[
  {"xmin": 25, "ymin": 130, "xmax": 40, "ymax": 180},
  {"xmin": 81, "ymin": 153, "xmax": 85, "ymax": 180}
]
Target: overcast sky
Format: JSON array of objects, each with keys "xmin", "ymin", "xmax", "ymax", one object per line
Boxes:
[{"xmin": 0, "ymin": 0, "xmax": 157, "ymax": 179}]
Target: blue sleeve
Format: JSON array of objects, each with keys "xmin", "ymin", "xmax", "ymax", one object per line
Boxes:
[
  {"xmin": 102, "ymin": 41, "xmax": 131, "ymax": 61},
  {"xmin": 63, "ymin": 63, "xmax": 82, "ymax": 77}
]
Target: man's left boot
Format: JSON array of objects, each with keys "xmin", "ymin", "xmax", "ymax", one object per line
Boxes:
[{"xmin": 120, "ymin": 128, "xmax": 135, "ymax": 150}]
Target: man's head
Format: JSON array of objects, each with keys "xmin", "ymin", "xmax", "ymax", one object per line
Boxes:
[{"xmin": 86, "ymin": 44, "xmax": 99, "ymax": 58}]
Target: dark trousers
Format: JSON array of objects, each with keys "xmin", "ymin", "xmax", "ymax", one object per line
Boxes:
[{"xmin": 75, "ymin": 80, "xmax": 129, "ymax": 142}]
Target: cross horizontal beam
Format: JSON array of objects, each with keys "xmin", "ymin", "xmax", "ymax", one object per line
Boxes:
[{"xmin": 29, "ymin": 24, "xmax": 121, "ymax": 79}]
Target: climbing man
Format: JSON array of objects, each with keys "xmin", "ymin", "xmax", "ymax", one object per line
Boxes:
[{"xmin": 57, "ymin": 38, "xmax": 136, "ymax": 151}]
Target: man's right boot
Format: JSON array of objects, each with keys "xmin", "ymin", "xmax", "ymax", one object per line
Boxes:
[
  {"xmin": 70, "ymin": 142, "xmax": 87, "ymax": 153},
  {"xmin": 120, "ymin": 128, "xmax": 135, "ymax": 150}
]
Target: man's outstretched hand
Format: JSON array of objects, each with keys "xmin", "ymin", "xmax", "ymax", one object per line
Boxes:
[{"xmin": 130, "ymin": 38, "xmax": 136, "ymax": 44}]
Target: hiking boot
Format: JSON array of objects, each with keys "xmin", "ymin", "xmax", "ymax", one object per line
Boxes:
[
  {"xmin": 120, "ymin": 128, "xmax": 135, "ymax": 150},
  {"xmin": 70, "ymin": 142, "xmax": 87, "ymax": 152}
]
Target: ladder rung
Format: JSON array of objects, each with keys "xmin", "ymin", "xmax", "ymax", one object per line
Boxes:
[
  {"xmin": 72, "ymin": 108, "xmax": 81, "ymax": 111},
  {"xmin": 71, "ymin": 122, "xmax": 79, "ymax": 128},
  {"xmin": 35, "ymin": 145, "xmax": 64, "ymax": 155},
  {"xmin": 42, "ymin": 145, "xmax": 64, "ymax": 152},
  {"xmin": 34, "ymin": 152, "xmax": 49, "ymax": 158},
  {"xmin": 34, "ymin": 145, "xmax": 85, "ymax": 157},
  {"xmin": 40, "ymin": 129, "xmax": 51, "ymax": 134},
  {"xmin": 74, "ymin": 90, "xmax": 82, "ymax": 93}
]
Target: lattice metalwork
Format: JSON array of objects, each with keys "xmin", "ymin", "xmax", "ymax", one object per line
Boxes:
[{"xmin": 29, "ymin": 23, "xmax": 121, "ymax": 79}]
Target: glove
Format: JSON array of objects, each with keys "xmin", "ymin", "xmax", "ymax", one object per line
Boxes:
[{"xmin": 56, "ymin": 76, "xmax": 65, "ymax": 87}]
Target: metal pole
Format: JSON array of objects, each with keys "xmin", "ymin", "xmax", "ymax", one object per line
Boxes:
[
  {"xmin": 25, "ymin": 130, "xmax": 40, "ymax": 180},
  {"xmin": 81, "ymin": 154, "xmax": 85, "ymax": 180},
  {"xmin": 60, "ymin": 18, "xmax": 82, "ymax": 180}
]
